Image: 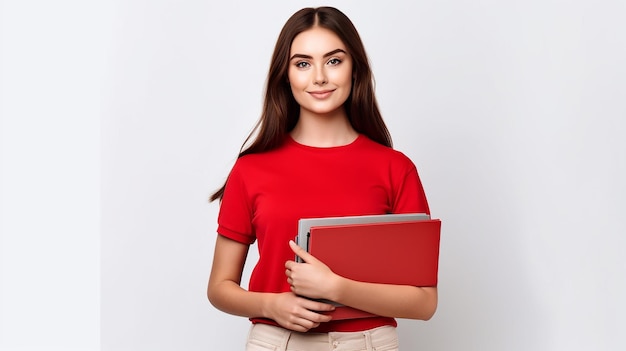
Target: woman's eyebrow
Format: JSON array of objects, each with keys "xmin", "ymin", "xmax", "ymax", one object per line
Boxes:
[
  {"xmin": 289, "ymin": 48, "xmax": 347, "ymax": 61},
  {"xmin": 322, "ymin": 48, "xmax": 347, "ymax": 57}
]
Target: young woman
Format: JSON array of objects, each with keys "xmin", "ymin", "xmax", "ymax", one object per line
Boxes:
[{"xmin": 208, "ymin": 6, "xmax": 436, "ymax": 350}]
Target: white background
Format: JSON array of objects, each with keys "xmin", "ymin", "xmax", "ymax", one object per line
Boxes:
[{"xmin": 1, "ymin": 0, "xmax": 625, "ymax": 350}]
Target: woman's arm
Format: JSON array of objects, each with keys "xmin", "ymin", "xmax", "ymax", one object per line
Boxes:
[
  {"xmin": 285, "ymin": 240, "xmax": 437, "ymax": 320},
  {"xmin": 207, "ymin": 235, "xmax": 336, "ymax": 332},
  {"xmin": 333, "ymin": 280, "xmax": 437, "ymax": 320}
]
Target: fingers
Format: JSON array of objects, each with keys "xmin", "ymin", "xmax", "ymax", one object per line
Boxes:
[
  {"xmin": 301, "ymin": 298, "xmax": 336, "ymax": 314},
  {"xmin": 283, "ymin": 316, "xmax": 321, "ymax": 332},
  {"xmin": 285, "ymin": 257, "xmax": 333, "ymax": 299},
  {"xmin": 297, "ymin": 302, "xmax": 334, "ymax": 324},
  {"xmin": 270, "ymin": 292, "xmax": 333, "ymax": 332},
  {"xmin": 277, "ymin": 299, "xmax": 333, "ymax": 331},
  {"xmin": 288, "ymin": 240, "xmax": 318, "ymax": 264}
]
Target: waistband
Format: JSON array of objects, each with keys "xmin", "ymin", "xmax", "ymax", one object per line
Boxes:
[{"xmin": 247, "ymin": 323, "xmax": 398, "ymax": 350}]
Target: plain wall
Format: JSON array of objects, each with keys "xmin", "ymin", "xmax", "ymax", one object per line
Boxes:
[{"xmin": 1, "ymin": 0, "xmax": 625, "ymax": 350}]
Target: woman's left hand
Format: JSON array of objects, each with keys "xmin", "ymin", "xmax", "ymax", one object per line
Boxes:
[{"xmin": 285, "ymin": 240, "xmax": 340, "ymax": 300}]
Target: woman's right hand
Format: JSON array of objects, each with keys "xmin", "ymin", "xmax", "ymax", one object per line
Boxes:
[
  {"xmin": 265, "ymin": 292, "xmax": 335, "ymax": 332},
  {"xmin": 208, "ymin": 236, "xmax": 334, "ymax": 332}
]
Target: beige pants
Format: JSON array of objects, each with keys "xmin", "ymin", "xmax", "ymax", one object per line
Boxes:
[{"xmin": 245, "ymin": 323, "xmax": 399, "ymax": 351}]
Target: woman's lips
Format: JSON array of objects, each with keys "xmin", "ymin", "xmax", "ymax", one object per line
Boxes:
[{"xmin": 308, "ymin": 90, "xmax": 334, "ymax": 99}]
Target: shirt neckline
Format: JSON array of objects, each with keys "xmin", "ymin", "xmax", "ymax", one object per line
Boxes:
[{"xmin": 286, "ymin": 134, "xmax": 364, "ymax": 151}]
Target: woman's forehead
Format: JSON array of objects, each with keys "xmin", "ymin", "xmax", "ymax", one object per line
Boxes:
[{"xmin": 290, "ymin": 27, "xmax": 347, "ymax": 57}]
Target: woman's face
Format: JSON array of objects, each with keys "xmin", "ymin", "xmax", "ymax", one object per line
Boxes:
[{"xmin": 288, "ymin": 26, "xmax": 353, "ymax": 118}]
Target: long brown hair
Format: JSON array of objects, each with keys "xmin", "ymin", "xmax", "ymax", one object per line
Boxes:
[{"xmin": 210, "ymin": 7, "xmax": 392, "ymax": 202}]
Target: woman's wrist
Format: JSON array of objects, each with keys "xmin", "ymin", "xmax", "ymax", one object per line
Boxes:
[
  {"xmin": 259, "ymin": 292, "xmax": 276, "ymax": 320},
  {"xmin": 328, "ymin": 273, "xmax": 347, "ymax": 302}
]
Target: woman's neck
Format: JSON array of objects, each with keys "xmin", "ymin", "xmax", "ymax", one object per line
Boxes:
[{"xmin": 290, "ymin": 109, "xmax": 358, "ymax": 147}]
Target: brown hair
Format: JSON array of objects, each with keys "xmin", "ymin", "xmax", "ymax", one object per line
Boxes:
[{"xmin": 210, "ymin": 7, "xmax": 392, "ymax": 201}]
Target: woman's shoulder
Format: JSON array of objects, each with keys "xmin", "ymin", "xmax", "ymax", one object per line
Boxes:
[
  {"xmin": 230, "ymin": 140, "xmax": 290, "ymax": 170},
  {"xmin": 231, "ymin": 152, "xmax": 274, "ymax": 172},
  {"xmin": 359, "ymin": 135, "xmax": 416, "ymax": 166}
]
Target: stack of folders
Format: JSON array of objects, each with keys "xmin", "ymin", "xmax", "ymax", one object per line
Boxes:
[{"xmin": 295, "ymin": 213, "xmax": 441, "ymax": 320}]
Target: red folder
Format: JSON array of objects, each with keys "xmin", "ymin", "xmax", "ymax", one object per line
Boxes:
[{"xmin": 308, "ymin": 219, "xmax": 441, "ymax": 320}]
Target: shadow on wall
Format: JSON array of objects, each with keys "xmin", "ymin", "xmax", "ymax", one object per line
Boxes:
[{"xmin": 398, "ymin": 131, "xmax": 552, "ymax": 350}]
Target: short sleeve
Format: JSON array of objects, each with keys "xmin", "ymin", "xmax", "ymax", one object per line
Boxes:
[
  {"xmin": 216, "ymin": 160, "xmax": 256, "ymax": 245},
  {"xmin": 391, "ymin": 159, "xmax": 430, "ymax": 215}
]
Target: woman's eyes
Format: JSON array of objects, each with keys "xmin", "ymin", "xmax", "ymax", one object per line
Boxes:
[
  {"xmin": 327, "ymin": 58, "xmax": 342, "ymax": 65},
  {"xmin": 294, "ymin": 58, "xmax": 342, "ymax": 69},
  {"xmin": 295, "ymin": 61, "xmax": 310, "ymax": 68}
]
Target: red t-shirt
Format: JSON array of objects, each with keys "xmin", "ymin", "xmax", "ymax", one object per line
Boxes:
[{"xmin": 217, "ymin": 134, "xmax": 430, "ymax": 332}]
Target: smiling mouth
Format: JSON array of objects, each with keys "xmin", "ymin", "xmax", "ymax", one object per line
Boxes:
[{"xmin": 308, "ymin": 90, "xmax": 335, "ymax": 99}]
